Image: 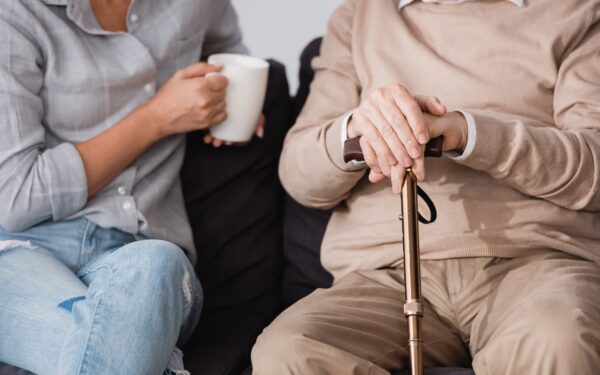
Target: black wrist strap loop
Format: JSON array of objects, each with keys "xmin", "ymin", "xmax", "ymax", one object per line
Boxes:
[{"xmin": 417, "ymin": 186, "xmax": 437, "ymax": 224}]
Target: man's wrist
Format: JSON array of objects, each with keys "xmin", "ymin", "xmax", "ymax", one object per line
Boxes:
[
  {"xmin": 449, "ymin": 111, "xmax": 469, "ymax": 153},
  {"xmin": 445, "ymin": 110, "xmax": 476, "ymax": 160}
]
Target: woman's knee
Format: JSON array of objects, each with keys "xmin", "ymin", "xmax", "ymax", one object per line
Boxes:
[{"xmin": 108, "ymin": 240, "xmax": 200, "ymax": 300}]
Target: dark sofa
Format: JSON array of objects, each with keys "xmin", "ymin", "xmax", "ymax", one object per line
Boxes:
[{"xmin": 0, "ymin": 40, "xmax": 474, "ymax": 375}]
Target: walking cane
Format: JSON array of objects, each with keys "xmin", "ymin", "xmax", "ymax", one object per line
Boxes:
[{"xmin": 343, "ymin": 136, "xmax": 443, "ymax": 375}]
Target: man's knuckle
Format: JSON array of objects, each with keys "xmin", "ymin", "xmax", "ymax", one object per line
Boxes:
[{"xmin": 381, "ymin": 123, "xmax": 396, "ymax": 138}]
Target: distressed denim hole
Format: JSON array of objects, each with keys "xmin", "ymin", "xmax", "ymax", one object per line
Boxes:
[
  {"xmin": 182, "ymin": 271, "xmax": 192, "ymax": 306},
  {"xmin": 165, "ymin": 347, "xmax": 190, "ymax": 375},
  {"xmin": 0, "ymin": 240, "xmax": 36, "ymax": 253},
  {"xmin": 58, "ymin": 296, "xmax": 86, "ymax": 312}
]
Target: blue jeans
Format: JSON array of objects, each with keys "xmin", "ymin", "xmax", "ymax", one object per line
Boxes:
[{"xmin": 0, "ymin": 219, "xmax": 202, "ymax": 375}]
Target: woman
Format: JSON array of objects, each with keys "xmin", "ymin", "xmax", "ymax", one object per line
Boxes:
[{"xmin": 0, "ymin": 0, "xmax": 261, "ymax": 374}]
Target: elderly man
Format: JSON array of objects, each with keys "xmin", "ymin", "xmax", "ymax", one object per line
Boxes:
[{"xmin": 251, "ymin": 0, "xmax": 600, "ymax": 374}]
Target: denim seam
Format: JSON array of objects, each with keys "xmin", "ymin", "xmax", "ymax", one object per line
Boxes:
[
  {"xmin": 77, "ymin": 220, "xmax": 93, "ymax": 271},
  {"xmin": 0, "ymin": 305, "xmax": 67, "ymax": 327},
  {"xmin": 75, "ymin": 264, "xmax": 115, "ymax": 375}
]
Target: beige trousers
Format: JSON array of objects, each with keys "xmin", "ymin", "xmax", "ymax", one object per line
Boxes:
[{"xmin": 252, "ymin": 252, "xmax": 600, "ymax": 374}]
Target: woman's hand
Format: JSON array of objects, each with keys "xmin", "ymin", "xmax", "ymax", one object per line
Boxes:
[
  {"xmin": 346, "ymin": 84, "xmax": 446, "ymax": 192},
  {"xmin": 202, "ymin": 114, "xmax": 266, "ymax": 147},
  {"xmin": 145, "ymin": 63, "xmax": 229, "ymax": 138}
]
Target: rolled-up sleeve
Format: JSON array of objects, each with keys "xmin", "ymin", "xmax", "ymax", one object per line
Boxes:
[{"xmin": 0, "ymin": 15, "xmax": 87, "ymax": 232}]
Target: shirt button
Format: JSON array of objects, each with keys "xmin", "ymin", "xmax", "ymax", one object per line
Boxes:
[
  {"xmin": 130, "ymin": 13, "xmax": 139, "ymax": 23},
  {"xmin": 117, "ymin": 186, "xmax": 126, "ymax": 196},
  {"xmin": 122, "ymin": 201, "xmax": 132, "ymax": 211},
  {"xmin": 144, "ymin": 83, "xmax": 154, "ymax": 93}
]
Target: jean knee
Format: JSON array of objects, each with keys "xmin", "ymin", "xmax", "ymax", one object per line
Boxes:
[{"xmin": 117, "ymin": 240, "xmax": 200, "ymax": 302}]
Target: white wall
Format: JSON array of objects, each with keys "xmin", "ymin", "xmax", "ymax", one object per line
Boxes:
[{"xmin": 232, "ymin": 0, "xmax": 344, "ymax": 93}]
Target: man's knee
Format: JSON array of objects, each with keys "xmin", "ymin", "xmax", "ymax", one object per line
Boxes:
[
  {"xmin": 476, "ymin": 295, "xmax": 600, "ymax": 374},
  {"xmin": 526, "ymin": 297, "xmax": 599, "ymax": 371},
  {"xmin": 252, "ymin": 320, "xmax": 318, "ymax": 374}
]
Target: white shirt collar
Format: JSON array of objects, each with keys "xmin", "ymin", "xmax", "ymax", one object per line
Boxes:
[{"xmin": 398, "ymin": 0, "xmax": 524, "ymax": 9}]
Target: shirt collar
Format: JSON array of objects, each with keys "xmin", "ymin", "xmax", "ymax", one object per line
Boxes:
[{"xmin": 398, "ymin": 0, "xmax": 524, "ymax": 9}]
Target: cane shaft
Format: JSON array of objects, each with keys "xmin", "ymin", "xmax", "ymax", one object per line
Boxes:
[{"xmin": 402, "ymin": 170, "xmax": 424, "ymax": 375}]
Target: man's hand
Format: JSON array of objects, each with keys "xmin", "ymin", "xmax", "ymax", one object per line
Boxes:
[
  {"xmin": 347, "ymin": 84, "xmax": 446, "ymax": 192},
  {"xmin": 424, "ymin": 112, "xmax": 468, "ymax": 154},
  {"xmin": 145, "ymin": 62, "xmax": 229, "ymax": 138}
]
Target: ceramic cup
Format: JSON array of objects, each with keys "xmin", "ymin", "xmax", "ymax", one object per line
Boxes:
[{"xmin": 207, "ymin": 53, "xmax": 269, "ymax": 143}]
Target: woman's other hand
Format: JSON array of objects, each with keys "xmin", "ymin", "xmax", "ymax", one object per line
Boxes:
[{"xmin": 202, "ymin": 114, "xmax": 266, "ymax": 147}]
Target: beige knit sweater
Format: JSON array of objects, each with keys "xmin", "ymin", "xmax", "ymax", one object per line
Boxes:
[{"xmin": 279, "ymin": 0, "xmax": 600, "ymax": 281}]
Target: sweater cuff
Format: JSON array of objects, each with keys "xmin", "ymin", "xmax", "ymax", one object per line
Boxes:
[
  {"xmin": 445, "ymin": 109, "xmax": 476, "ymax": 160},
  {"xmin": 45, "ymin": 143, "xmax": 88, "ymax": 220},
  {"xmin": 326, "ymin": 114, "xmax": 368, "ymax": 172},
  {"xmin": 451, "ymin": 111, "xmax": 510, "ymax": 172}
]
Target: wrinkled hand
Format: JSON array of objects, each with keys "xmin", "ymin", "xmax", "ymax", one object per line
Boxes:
[
  {"xmin": 423, "ymin": 112, "xmax": 468, "ymax": 154},
  {"xmin": 203, "ymin": 114, "xmax": 266, "ymax": 147},
  {"xmin": 145, "ymin": 63, "xmax": 228, "ymax": 137},
  {"xmin": 347, "ymin": 84, "xmax": 447, "ymax": 193}
]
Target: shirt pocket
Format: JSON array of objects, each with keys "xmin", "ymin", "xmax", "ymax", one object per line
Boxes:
[{"xmin": 157, "ymin": 29, "xmax": 205, "ymax": 85}]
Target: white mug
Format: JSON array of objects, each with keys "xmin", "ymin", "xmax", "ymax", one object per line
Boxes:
[{"xmin": 207, "ymin": 53, "xmax": 269, "ymax": 143}]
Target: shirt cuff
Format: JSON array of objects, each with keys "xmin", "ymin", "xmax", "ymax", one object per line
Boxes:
[
  {"xmin": 444, "ymin": 109, "xmax": 476, "ymax": 161},
  {"xmin": 45, "ymin": 143, "xmax": 89, "ymax": 220},
  {"xmin": 340, "ymin": 110, "xmax": 367, "ymax": 168}
]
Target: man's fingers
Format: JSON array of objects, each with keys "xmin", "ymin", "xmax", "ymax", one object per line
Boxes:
[
  {"xmin": 369, "ymin": 170, "xmax": 386, "ymax": 184},
  {"xmin": 377, "ymin": 99, "xmax": 422, "ymax": 162},
  {"xmin": 415, "ymin": 95, "xmax": 447, "ymax": 117},
  {"xmin": 390, "ymin": 165, "xmax": 407, "ymax": 194},
  {"xmin": 179, "ymin": 63, "xmax": 223, "ymax": 79},
  {"xmin": 360, "ymin": 138, "xmax": 381, "ymax": 174},
  {"xmin": 412, "ymin": 154, "xmax": 426, "ymax": 182},
  {"xmin": 367, "ymin": 106, "xmax": 410, "ymax": 163},
  {"xmin": 362, "ymin": 125, "xmax": 394, "ymax": 177},
  {"xmin": 392, "ymin": 88, "xmax": 429, "ymax": 145}
]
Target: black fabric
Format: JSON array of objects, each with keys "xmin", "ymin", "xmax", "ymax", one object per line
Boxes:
[
  {"xmin": 293, "ymin": 37, "xmax": 323, "ymax": 119},
  {"xmin": 181, "ymin": 59, "xmax": 293, "ymax": 375},
  {"xmin": 0, "ymin": 364, "xmax": 32, "ymax": 375}
]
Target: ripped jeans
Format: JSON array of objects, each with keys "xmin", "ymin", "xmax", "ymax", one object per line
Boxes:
[{"xmin": 0, "ymin": 218, "xmax": 202, "ymax": 375}]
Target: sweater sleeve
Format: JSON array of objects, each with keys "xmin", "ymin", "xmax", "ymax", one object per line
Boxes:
[
  {"xmin": 278, "ymin": 0, "xmax": 367, "ymax": 210},
  {"xmin": 454, "ymin": 20, "xmax": 600, "ymax": 212}
]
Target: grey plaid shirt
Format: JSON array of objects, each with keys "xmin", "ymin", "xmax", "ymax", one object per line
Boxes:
[{"xmin": 0, "ymin": 0, "xmax": 247, "ymax": 264}]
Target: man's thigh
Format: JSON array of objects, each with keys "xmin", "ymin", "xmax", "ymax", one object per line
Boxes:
[
  {"xmin": 0, "ymin": 245, "xmax": 87, "ymax": 374},
  {"xmin": 252, "ymin": 269, "xmax": 469, "ymax": 375},
  {"xmin": 470, "ymin": 252, "xmax": 600, "ymax": 375}
]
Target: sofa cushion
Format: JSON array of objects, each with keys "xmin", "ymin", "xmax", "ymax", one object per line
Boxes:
[{"xmin": 180, "ymin": 59, "xmax": 293, "ymax": 375}]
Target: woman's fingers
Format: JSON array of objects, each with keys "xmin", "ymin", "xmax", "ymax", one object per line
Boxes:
[{"xmin": 255, "ymin": 115, "xmax": 266, "ymax": 138}]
